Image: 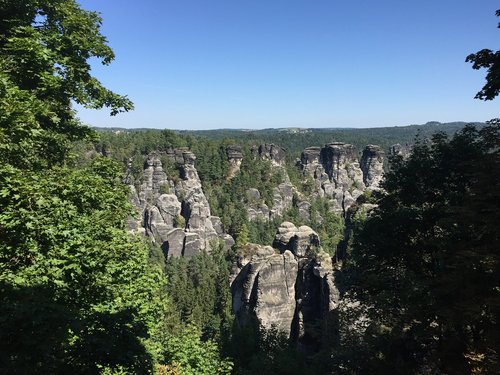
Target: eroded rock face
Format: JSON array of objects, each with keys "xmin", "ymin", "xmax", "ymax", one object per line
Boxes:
[
  {"xmin": 271, "ymin": 183, "xmax": 294, "ymax": 219},
  {"xmin": 127, "ymin": 151, "xmax": 232, "ymax": 257},
  {"xmin": 299, "ymin": 142, "xmax": 384, "ymax": 214},
  {"xmin": 300, "ymin": 147, "xmax": 321, "ymax": 168},
  {"xmin": 232, "ymin": 223, "xmax": 340, "ymax": 347},
  {"xmin": 390, "ymin": 143, "xmax": 411, "ymax": 158},
  {"xmin": 232, "ymin": 249, "xmax": 298, "ymax": 332},
  {"xmin": 273, "ymin": 222, "xmax": 320, "ymax": 257},
  {"xmin": 244, "ymin": 144, "xmax": 294, "ymax": 221},
  {"xmin": 321, "ymin": 143, "xmax": 363, "ymax": 189},
  {"xmin": 254, "ymin": 143, "xmax": 286, "ymax": 167},
  {"xmin": 226, "ymin": 145, "xmax": 243, "ymax": 180},
  {"xmin": 360, "ymin": 145, "xmax": 384, "ymax": 188}
]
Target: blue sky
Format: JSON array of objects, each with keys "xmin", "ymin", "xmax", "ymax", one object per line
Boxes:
[{"xmin": 77, "ymin": 0, "xmax": 499, "ymax": 129}]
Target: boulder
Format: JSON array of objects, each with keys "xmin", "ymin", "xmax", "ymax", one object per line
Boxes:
[
  {"xmin": 246, "ymin": 188, "xmax": 261, "ymax": 201},
  {"xmin": 183, "ymin": 233, "xmax": 203, "ymax": 257}
]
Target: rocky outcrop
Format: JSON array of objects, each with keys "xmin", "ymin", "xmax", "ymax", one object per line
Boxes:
[
  {"xmin": 232, "ymin": 246, "xmax": 298, "ymax": 332},
  {"xmin": 253, "ymin": 143, "xmax": 286, "ymax": 167},
  {"xmin": 244, "ymin": 144, "xmax": 294, "ymax": 221},
  {"xmin": 299, "ymin": 142, "xmax": 385, "ymax": 214},
  {"xmin": 360, "ymin": 145, "xmax": 384, "ymax": 189},
  {"xmin": 273, "ymin": 222, "xmax": 320, "ymax": 257},
  {"xmin": 390, "ymin": 143, "xmax": 411, "ymax": 158},
  {"xmin": 127, "ymin": 150, "xmax": 232, "ymax": 257},
  {"xmin": 246, "ymin": 183, "xmax": 294, "ymax": 221},
  {"xmin": 226, "ymin": 145, "xmax": 243, "ymax": 180},
  {"xmin": 271, "ymin": 183, "xmax": 294, "ymax": 219},
  {"xmin": 232, "ymin": 223, "xmax": 340, "ymax": 349},
  {"xmin": 246, "ymin": 188, "xmax": 271, "ymax": 221}
]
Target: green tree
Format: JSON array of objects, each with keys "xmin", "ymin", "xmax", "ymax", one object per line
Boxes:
[
  {"xmin": 344, "ymin": 124, "xmax": 499, "ymax": 373},
  {"xmin": 235, "ymin": 223, "xmax": 250, "ymax": 249},
  {"xmin": 0, "ymin": 1, "xmax": 170, "ymax": 373},
  {"xmin": 466, "ymin": 9, "xmax": 500, "ymax": 100},
  {"xmin": 165, "ymin": 246, "xmax": 232, "ymax": 331},
  {"xmin": 0, "ymin": 0, "xmax": 133, "ymax": 169},
  {"xmin": 163, "ymin": 324, "xmax": 233, "ymax": 375}
]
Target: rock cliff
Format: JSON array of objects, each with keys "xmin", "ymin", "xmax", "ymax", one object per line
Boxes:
[
  {"xmin": 360, "ymin": 145, "xmax": 384, "ymax": 189},
  {"xmin": 253, "ymin": 143, "xmax": 286, "ymax": 167},
  {"xmin": 127, "ymin": 150, "xmax": 233, "ymax": 257},
  {"xmin": 226, "ymin": 145, "xmax": 243, "ymax": 180},
  {"xmin": 231, "ymin": 222, "xmax": 340, "ymax": 349},
  {"xmin": 245, "ymin": 144, "xmax": 295, "ymax": 221},
  {"xmin": 390, "ymin": 143, "xmax": 412, "ymax": 158},
  {"xmin": 299, "ymin": 142, "xmax": 384, "ymax": 214}
]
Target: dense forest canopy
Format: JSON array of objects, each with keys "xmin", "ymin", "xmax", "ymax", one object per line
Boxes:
[
  {"xmin": 0, "ymin": 1, "xmax": 498, "ymax": 374},
  {"xmin": 94, "ymin": 121, "xmax": 484, "ymax": 159}
]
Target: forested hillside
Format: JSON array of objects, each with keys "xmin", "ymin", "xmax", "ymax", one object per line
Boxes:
[
  {"xmin": 1, "ymin": 1, "xmax": 498, "ymax": 374},
  {"xmin": 95, "ymin": 121, "xmax": 484, "ymax": 159}
]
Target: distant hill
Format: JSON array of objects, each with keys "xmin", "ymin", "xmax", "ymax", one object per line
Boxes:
[
  {"xmin": 183, "ymin": 122, "xmax": 484, "ymax": 155},
  {"xmin": 94, "ymin": 121, "xmax": 484, "ymax": 157}
]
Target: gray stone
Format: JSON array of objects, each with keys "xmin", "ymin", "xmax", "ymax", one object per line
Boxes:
[
  {"xmin": 290, "ymin": 226, "xmax": 321, "ymax": 257},
  {"xmin": 127, "ymin": 150, "xmax": 232, "ymax": 257},
  {"xmin": 183, "ymin": 233, "xmax": 203, "ymax": 257},
  {"xmin": 222, "ymin": 234, "xmax": 235, "ymax": 250},
  {"xmin": 165, "ymin": 228, "xmax": 185, "ymax": 258},
  {"xmin": 270, "ymin": 183, "xmax": 294, "ymax": 219},
  {"xmin": 227, "ymin": 145, "xmax": 243, "ymax": 180},
  {"xmin": 273, "ymin": 221, "xmax": 298, "ymax": 251},
  {"xmin": 246, "ymin": 188, "xmax": 261, "ymax": 201},
  {"xmin": 230, "ymin": 228, "xmax": 342, "ymax": 350},
  {"xmin": 273, "ymin": 222, "xmax": 320, "ymax": 257},
  {"xmin": 257, "ymin": 143, "xmax": 286, "ymax": 167},
  {"xmin": 210, "ymin": 216, "xmax": 224, "ymax": 236},
  {"xmin": 156, "ymin": 194, "xmax": 181, "ymax": 227},
  {"xmin": 297, "ymin": 200, "xmax": 311, "ymax": 222},
  {"xmin": 301, "ymin": 147, "xmax": 321, "ymax": 166},
  {"xmin": 390, "ymin": 143, "xmax": 411, "ymax": 158},
  {"xmin": 232, "ymin": 250, "xmax": 298, "ymax": 334},
  {"xmin": 298, "ymin": 142, "xmax": 385, "ymax": 213},
  {"xmin": 360, "ymin": 145, "xmax": 384, "ymax": 188},
  {"xmin": 247, "ymin": 203, "xmax": 270, "ymax": 221}
]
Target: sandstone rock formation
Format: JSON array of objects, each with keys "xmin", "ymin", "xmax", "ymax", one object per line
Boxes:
[
  {"xmin": 253, "ymin": 143, "xmax": 286, "ymax": 167},
  {"xmin": 226, "ymin": 145, "xmax": 243, "ymax": 180},
  {"xmin": 390, "ymin": 143, "xmax": 412, "ymax": 158},
  {"xmin": 273, "ymin": 222, "xmax": 320, "ymax": 257},
  {"xmin": 232, "ymin": 246, "xmax": 298, "ymax": 332},
  {"xmin": 245, "ymin": 182, "xmax": 295, "ymax": 221},
  {"xmin": 127, "ymin": 150, "xmax": 233, "ymax": 257},
  {"xmin": 244, "ymin": 144, "xmax": 295, "ymax": 221},
  {"xmin": 299, "ymin": 142, "xmax": 385, "ymax": 214},
  {"xmin": 231, "ymin": 223, "xmax": 340, "ymax": 349},
  {"xmin": 360, "ymin": 145, "xmax": 384, "ymax": 189},
  {"xmin": 271, "ymin": 183, "xmax": 294, "ymax": 219}
]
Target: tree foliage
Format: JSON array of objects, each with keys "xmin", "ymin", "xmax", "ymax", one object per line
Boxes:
[
  {"xmin": 0, "ymin": 1, "xmax": 171, "ymax": 373},
  {"xmin": 163, "ymin": 324, "xmax": 233, "ymax": 375},
  {"xmin": 0, "ymin": 0, "xmax": 133, "ymax": 169},
  {"xmin": 343, "ymin": 124, "xmax": 500, "ymax": 373},
  {"xmin": 466, "ymin": 9, "xmax": 500, "ymax": 100}
]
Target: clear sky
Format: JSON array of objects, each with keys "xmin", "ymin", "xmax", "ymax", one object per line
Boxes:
[{"xmin": 76, "ymin": 0, "xmax": 499, "ymax": 130}]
